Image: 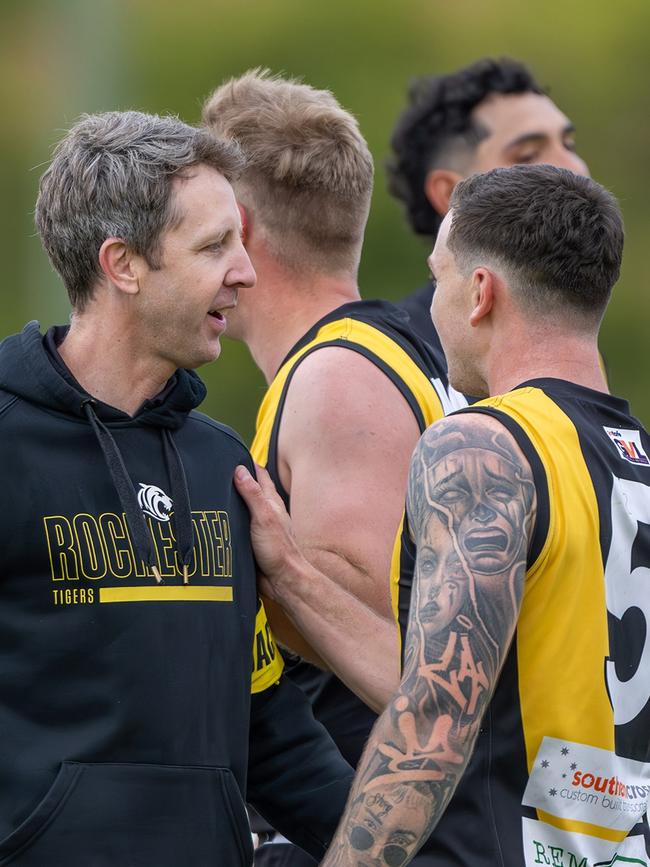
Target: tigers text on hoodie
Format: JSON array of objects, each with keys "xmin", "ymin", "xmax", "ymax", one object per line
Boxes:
[{"xmin": 0, "ymin": 322, "xmax": 353, "ymax": 867}]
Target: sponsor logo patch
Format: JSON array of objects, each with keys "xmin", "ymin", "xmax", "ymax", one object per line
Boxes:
[
  {"xmin": 603, "ymin": 427, "xmax": 650, "ymax": 467},
  {"xmin": 523, "ymin": 737, "xmax": 650, "ymax": 833}
]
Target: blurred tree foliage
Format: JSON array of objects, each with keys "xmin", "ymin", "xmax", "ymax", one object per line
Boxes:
[{"xmin": 1, "ymin": 0, "xmax": 648, "ymax": 441}]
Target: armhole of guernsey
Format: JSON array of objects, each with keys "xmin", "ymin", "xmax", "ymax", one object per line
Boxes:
[
  {"xmin": 252, "ymin": 317, "xmax": 446, "ymax": 501},
  {"xmin": 389, "ymin": 510, "xmax": 417, "ymax": 671},
  {"xmin": 251, "ymin": 600, "xmax": 285, "ymax": 694}
]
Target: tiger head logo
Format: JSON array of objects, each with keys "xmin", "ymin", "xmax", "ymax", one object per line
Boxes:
[{"xmin": 137, "ymin": 483, "xmax": 173, "ymax": 522}]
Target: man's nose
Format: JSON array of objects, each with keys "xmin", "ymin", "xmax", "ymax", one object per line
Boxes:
[
  {"xmin": 230, "ymin": 245, "xmax": 257, "ymax": 289},
  {"xmin": 552, "ymin": 147, "xmax": 590, "ymax": 178}
]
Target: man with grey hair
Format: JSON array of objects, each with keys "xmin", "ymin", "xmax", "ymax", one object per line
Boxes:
[{"xmin": 0, "ymin": 109, "xmax": 353, "ymax": 865}]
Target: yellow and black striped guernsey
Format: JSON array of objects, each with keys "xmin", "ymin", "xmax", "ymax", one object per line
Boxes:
[
  {"xmin": 398, "ymin": 377, "xmax": 650, "ymax": 865},
  {"xmin": 252, "ymin": 299, "xmax": 464, "ymax": 768}
]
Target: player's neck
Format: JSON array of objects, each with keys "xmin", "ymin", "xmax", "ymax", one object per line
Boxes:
[
  {"xmin": 245, "ymin": 267, "xmax": 361, "ymax": 384},
  {"xmin": 59, "ymin": 311, "xmax": 173, "ymax": 416},
  {"xmin": 487, "ymin": 328, "xmax": 608, "ymax": 397}
]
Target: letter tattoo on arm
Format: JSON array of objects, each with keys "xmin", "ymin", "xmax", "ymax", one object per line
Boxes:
[{"xmin": 322, "ymin": 414, "xmax": 536, "ymax": 866}]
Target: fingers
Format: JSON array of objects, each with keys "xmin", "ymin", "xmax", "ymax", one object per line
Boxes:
[
  {"xmin": 234, "ymin": 464, "xmax": 268, "ymax": 513},
  {"xmin": 235, "ymin": 463, "xmax": 287, "ymax": 522},
  {"xmin": 235, "ymin": 462, "xmax": 286, "ymax": 508}
]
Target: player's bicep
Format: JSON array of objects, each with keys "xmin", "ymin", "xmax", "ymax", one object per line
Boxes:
[{"xmin": 279, "ymin": 349, "xmax": 421, "ymax": 610}]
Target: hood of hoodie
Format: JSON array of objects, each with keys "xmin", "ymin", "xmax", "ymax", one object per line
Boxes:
[{"xmin": 0, "ymin": 321, "xmax": 206, "ymax": 428}]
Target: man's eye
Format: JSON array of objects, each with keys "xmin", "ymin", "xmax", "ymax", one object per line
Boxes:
[
  {"xmin": 564, "ymin": 139, "xmax": 577, "ymax": 152},
  {"xmin": 514, "ymin": 152, "xmax": 538, "ymax": 165}
]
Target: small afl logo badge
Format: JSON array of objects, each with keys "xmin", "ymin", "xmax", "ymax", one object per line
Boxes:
[
  {"xmin": 603, "ymin": 427, "xmax": 650, "ymax": 467},
  {"xmin": 137, "ymin": 483, "xmax": 173, "ymax": 521}
]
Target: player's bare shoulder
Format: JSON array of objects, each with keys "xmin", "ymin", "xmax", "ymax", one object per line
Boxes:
[{"xmin": 280, "ymin": 345, "xmax": 420, "ymax": 442}]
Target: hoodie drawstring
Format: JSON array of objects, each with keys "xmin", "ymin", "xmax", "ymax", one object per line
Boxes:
[
  {"xmin": 82, "ymin": 399, "xmax": 194, "ymax": 584},
  {"xmin": 161, "ymin": 429, "xmax": 194, "ymax": 584}
]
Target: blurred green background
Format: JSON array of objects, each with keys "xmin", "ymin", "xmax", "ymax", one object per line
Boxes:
[{"xmin": 2, "ymin": 0, "xmax": 648, "ymax": 441}]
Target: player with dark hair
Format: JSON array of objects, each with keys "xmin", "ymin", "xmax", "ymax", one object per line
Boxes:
[
  {"xmin": 388, "ymin": 57, "xmax": 588, "ymax": 345},
  {"xmin": 236, "ymin": 165, "xmax": 650, "ymax": 866}
]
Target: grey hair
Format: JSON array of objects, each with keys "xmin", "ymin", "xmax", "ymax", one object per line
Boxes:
[{"xmin": 35, "ymin": 110, "xmax": 245, "ymax": 310}]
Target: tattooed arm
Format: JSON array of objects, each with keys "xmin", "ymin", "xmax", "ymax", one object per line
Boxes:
[{"xmin": 321, "ymin": 412, "xmax": 536, "ymax": 866}]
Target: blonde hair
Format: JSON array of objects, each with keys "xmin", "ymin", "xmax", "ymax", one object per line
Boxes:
[{"xmin": 202, "ymin": 69, "xmax": 374, "ymax": 275}]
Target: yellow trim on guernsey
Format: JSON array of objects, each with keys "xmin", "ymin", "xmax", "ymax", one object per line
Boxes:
[
  {"xmin": 389, "ymin": 514, "xmax": 406, "ymax": 631},
  {"xmin": 390, "ymin": 512, "xmax": 406, "ymax": 659},
  {"xmin": 537, "ymin": 810, "xmax": 628, "ymax": 844},
  {"xmin": 251, "ymin": 317, "xmax": 444, "ymax": 465},
  {"xmin": 251, "ymin": 601, "xmax": 285, "ymax": 694}
]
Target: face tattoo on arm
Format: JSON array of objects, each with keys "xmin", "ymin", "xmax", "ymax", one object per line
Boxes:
[{"xmin": 322, "ymin": 413, "xmax": 536, "ymax": 867}]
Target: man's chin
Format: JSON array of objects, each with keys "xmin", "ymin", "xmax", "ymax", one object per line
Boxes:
[
  {"xmin": 203, "ymin": 342, "xmax": 223, "ymax": 366},
  {"xmin": 181, "ymin": 342, "xmax": 222, "ymax": 371}
]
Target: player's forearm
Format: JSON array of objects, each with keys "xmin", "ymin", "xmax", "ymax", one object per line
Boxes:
[
  {"xmin": 262, "ymin": 596, "xmax": 330, "ymax": 668},
  {"xmin": 321, "ymin": 690, "xmax": 478, "ymax": 867},
  {"xmin": 269, "ymin": 556, "xmax": 400, "ymax": 712}
]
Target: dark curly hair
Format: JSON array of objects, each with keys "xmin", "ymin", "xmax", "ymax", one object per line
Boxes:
[{"xmin": 387, "ymin": 58, "xmax": 544, "ymax": 238}]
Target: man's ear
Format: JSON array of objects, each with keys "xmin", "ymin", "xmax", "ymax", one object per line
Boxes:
[
  {"xmin": 98, "ymin": 238, "xmax": 141, "ymax": 296},
  {"xmin": 469, "ymin": 267, "xmax": 495, "ymax": 327},
  {"xmin": 424, "ymin": 168, "xmax": 463, "ymax": 217}
]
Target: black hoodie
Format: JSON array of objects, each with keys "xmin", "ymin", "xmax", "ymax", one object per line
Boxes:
[{"xmin": 0, "ymin": 322, "xmax": 353, "ymax": 867}]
